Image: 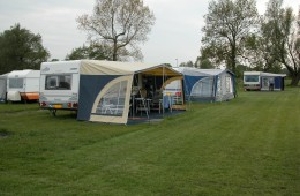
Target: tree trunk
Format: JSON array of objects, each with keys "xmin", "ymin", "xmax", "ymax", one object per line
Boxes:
[
  {"xmin": 290, "ymin": 74, "xmax": 300, "ymax": 86},
  {"xmin": 231, "ymin": 47, "xmax": 236, "ymax": 75},
  {"xmin": 112, "ymin": 37, "xmax": 118, "ymax": 61}
]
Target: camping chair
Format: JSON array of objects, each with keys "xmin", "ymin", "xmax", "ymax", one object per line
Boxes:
[
  {"xmin": 135, "ymin": 89, "xmax": 150, "ymax": 115},
  {"xmin": 99, "ymin": 99, "xmax": 114, "ymax": 114}
]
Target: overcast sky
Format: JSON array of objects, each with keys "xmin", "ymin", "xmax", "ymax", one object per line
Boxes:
[{"xmin": 0, "ymin": 0, "xmax": 298, "ymax": 66}]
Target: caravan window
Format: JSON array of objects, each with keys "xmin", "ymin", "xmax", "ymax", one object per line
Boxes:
[
  {"xmin": 9, "ymin": 78, "xmax": 23, "ymax": 89},
  {"xmin": 45, "ymin": 75, "xmax": 71, "ymax": 90},
  {"xmin": 245, "ymin": 75, "xmax": 259, "ymax": 83}
]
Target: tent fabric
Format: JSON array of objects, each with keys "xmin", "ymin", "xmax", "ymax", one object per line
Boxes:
[
  {"xmin": 77, "ymin": 75, "xmax": 118, "ymax": 121},
  {"xmin": 89, "ymin": 75, "xmax": 133, "ymax": 124},
  {"xmin": 80, "ymin": 60, "xmax": 181, "ymax": 76},
  {"xmin": 183, "ymin": 75, "xmax": 209, "ymax": 97},
  {"xmin": 190, "ymin": 76, "xmax": 216, "ymax": 98},
  {"xmin": 76, "ymin": 60, "xmax": 181, "ymax": 124},
  {"xmin": 176, "ymin": 67, "xmax": 235, "ymax": 102},
  {"xmin": 260, "ymin": 75, "xmax": 285, "ymax": 91},
  {"xmin": 261, "ymin": 73, "xmax": 286, "ymax": 77},
  {"xmin": 274, "ymin": 77, "xmax": 284, "ymax": 90},
  {"xmin": 80, "ymin": 60, "xmax": 133, "ymax": 75}
]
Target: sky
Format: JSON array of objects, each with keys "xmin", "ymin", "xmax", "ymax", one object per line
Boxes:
[{"xmin": 0, "ymin": 0, "xmax": 298, "ymax": 66}]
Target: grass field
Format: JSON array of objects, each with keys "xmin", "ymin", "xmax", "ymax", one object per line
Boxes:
[{"xmin": 0, "ymin": 88, "xmax": 300, "ymax": 195}]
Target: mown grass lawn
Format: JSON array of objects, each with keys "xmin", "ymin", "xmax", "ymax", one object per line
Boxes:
[{"xmin": 0, "ymin": 88, "xmax": 300, "ymax": 196}]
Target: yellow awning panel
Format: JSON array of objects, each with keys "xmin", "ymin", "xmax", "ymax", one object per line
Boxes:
[{"xmin": 140, "ymin": 67, "xmax": 181, "ymax": 76}]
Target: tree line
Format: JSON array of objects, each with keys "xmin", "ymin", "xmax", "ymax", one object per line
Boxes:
[
  {"xmin": 0, "ymin": 0, "xmax": 299, "ymax": 85},
  {"xmin": 0, "ymin": 0, "xmax": 155, "ymax": 75},
  {"xmin": 201, "ymin": 0, "xmax": 300, "ymax": 85}
]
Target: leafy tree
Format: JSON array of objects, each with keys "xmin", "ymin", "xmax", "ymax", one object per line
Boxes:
[
  {"xmin": 0, "ymin": 23, "xmax": 50, "ymax": 74},
  {"xmin": 261, "ymin": 0, "xmax": 300, "ymax": 85},
  {"xmin": 199, "ymin": 46, "xmax": 219, "ymax": 68},
  {"xmin": 286, "ymin": 7, "xmax": 300, "ymax": 84},
  {"xmin": 76, "ymin": 0, "xmax": 156, "ymax": 61},
  {"xmin": 242, "ymin": 35, "xmax": 262, "ymax": 68},
  {"xmin": 202, "ymin": 0, "xmax": 259, "ymax": 74},
  {"xmin": 186, "ymin": 61, "xmax": 194, "ymax": 67},
  {"xmin": 235, "ymin": 64, "xmax": 248, "ymax": 78},
  {"xmin": 161, "ymin": 63, "xmax": 171, "ymax": 67},
  {"xmin": 239, "ymin": 34, "xmax": 281, "ymax": 73},
  {"xmin": 179, "ymin": 61, "xmax": 194, "ymax": 67},
  {"xmin": 200, "ymin": 59, "xmax": 214, "ymax": 69},
  {"xmin": 66, "ymin": 44, "xmax": 109, "ymax": 60}
]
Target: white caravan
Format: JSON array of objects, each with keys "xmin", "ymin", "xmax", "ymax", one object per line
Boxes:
[
  {"xmin": 39, "ymin": 61, "xmax": 80, "ymax": 114},
  {"xmin": 244, "ymin": 71, "xmax": 262, "ymax": 91},
  {"xmin": 6, "ymin": 69, "xmax": 40, "ymax": 101},
  {"xmin": 244, "ymin": 71, "xmax": 286, "ymax": 91}
]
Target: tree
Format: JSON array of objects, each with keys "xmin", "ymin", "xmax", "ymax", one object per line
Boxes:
[
  {"xmin": 202, "ymin": 0, "xmax": 259, "ymax": 74},
  {"xmin": 261, "ymin": 0, "xmax": 300, "ymax": 85},
  {"xmin": 0, "ymin": 23, "xmax": 50, "ymax": 74},
  {"xmin": 235, "ymin": 64, "xmax": 248, "ymax": 78},
  {"xmin": 76, "ymin": 0, "xmax": 156, "ymax": 61},
  {"xmin": 200, "ymin": 59, "xmax": 214, "ymax": 69},
  {"xmin": 66, "ymin": 44, "xmax": 109, "ymax": 60},
  {"xmin": 161, "ymin": 63, "xmax": 171, "ymax": 67},
  {"xmin": 283, "ymin": 7, "xmax": 300, "ymax": 85},
  {"xmin": 237, "ymin": 34, "xmax": 282, "ymax": 73},
  {"xmin": 179, "ymin": 61, "xmax": 194, "ymax": 67},
  {"xmin": 199, "ymin": 46, "xmax": 219, "ymax": 68}
]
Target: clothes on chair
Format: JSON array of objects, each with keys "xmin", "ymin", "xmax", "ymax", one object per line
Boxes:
[{"xmin": 163, "ymin": 96, "xmax": 169, "ymax": 108}]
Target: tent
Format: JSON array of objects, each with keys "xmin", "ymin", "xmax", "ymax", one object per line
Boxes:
[
  {"xmin": 176, "ymin": 67, "xmax": 235, "ymax": 102},
  {"xmin": 76, "ymin": 60, "xmax": 181, "ymax": 124},
  {"xmin": 0, "ymin": 74, "xmax": 8, "ymax": 102},
  {"xmin": 261, "ymin": 73, "xmax": 285, "ymax": 91}
]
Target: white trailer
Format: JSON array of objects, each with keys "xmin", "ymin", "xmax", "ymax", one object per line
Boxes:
[
  {"xmin": 244, "ymin": 71, "xmax": 286, "ymax": 91},
  {"xmin": 39, "ymin": 61, "xmax": 80, "ymax": 114},
  {"xmin": 6, "ymin": 69, "xmax": 40, "ymax": 101},
  {"xmin": 244, "ymin": 71, "xmax": 262, "ymax": 91}
]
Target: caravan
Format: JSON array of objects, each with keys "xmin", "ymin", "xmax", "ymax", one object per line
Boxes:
[
  {"xmin": 6, "ymin": 69, "xmax": 40, "ymax": 101},
  {"xmin": 39, "ymin": 61, "xmax": 80, "ymax": 113},
  {"xmin": 244, "ymin": 71, "xmax": 286, "ymax": 91},
  {"xmin": 243, "ymin": 71, "xmax": 262, "ymax": 90}
]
